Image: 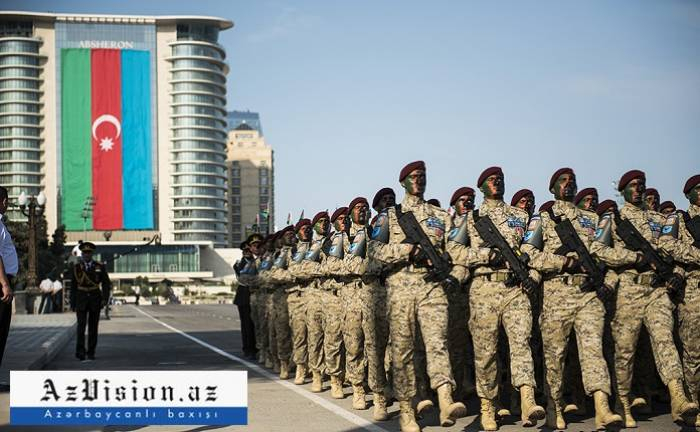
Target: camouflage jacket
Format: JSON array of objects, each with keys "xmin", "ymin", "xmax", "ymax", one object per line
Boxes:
[{"xmin": 659, "ymin": 204, "xmax": 700, "ymax": 277}]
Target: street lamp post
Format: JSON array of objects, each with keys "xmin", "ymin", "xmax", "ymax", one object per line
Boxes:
[{"xmin": 18, "ymin": 191, "xmax": 46, "ymax": 314}]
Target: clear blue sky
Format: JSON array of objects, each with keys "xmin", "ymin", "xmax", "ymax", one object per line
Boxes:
[{"xmin": 8, "ymin": 0, "xmax": 700, "ymax": 227}]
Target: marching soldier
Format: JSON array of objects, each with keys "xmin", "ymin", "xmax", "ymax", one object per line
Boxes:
[
  {"xmin": 574, "ymin": 187, "xmax": 598, "ymax": 212},
  {"xmin": 511, "ymin": 189, "xmax": 535, "ymax": 217},
  {"xmin": 456, "ymin": 166, "xmax": 544, "ymax": 431},
  {"xmin": 370, "ymin": 161, "xmax": 466, "ymax": 432},
  {"xmin": 267, "ymin": 226, "xmax": 296, "ymax": 379},
  {"xmin": 233, "ymin": 240, "xmax": 258, "ymax": 359},
  {"xmin": 643, "ymin": 187, "xmax": 660, "ymax": 212},
  {"xmin": 521, "ymin": 168, "xmax": 622, "ymax": 430},
  {"xmin": 590, "ymin": 169, "xmax": 697, "ymax": 426},
  {"xmin": 659, "ymin": 174, "xmax": 700, "ymax": 427},
  {"xmin": 287, "ymin": 218, "xmax": 312, "ymax": 384},
  {"xmin": 659, "ymin": 200, "xmax": 676, "ymax": 216},
  {"xmin": 68, "ymin": 242, "xmax": 111, "ymax": 361}
]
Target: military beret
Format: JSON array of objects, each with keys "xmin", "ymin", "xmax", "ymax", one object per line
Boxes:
[
  {"xmin": 597, "ymin": 199, "xmax": 618, "ymax": 216},
  {"xmin": 644, "ymin": 188, "xmax": 659, "ymax": 200},
  {"xmin": 348, "ymin": 196, "xmax": 368, "ymax": 211},
  {"xmin": 684, "ymin": 174, "xmax": 700, "ymax": 194},
  {"xmin": 618, "ymin": 170, "xmax": 645, "ymax": 191},
  {"xmin": 372, "ymin": 187, "xmax": 395, "ymax": 209},
  {"xmin": 450, "ymin": 187, "xmax": 475, "ymax": 206},
  {"xmin": 427, "ymin": 198, "xmax": 441, "ymax": 207},
  {"xmin": 399, "ymin": 160, "xmax": 426, "ymax": 182},
  {"xmin": 573, "ymin": 187, "xmax": 598, "ymax": 205},
  {"xmin": 295, "ymin": 218, "xmax": 311, "ymax": 232},
  {"xmin": 330, "ymin": 206, "xmax": 348, "ymax": 223},
  {"xmin": 279, "ymin": 225, "xmax": 295, "ymax": 236},
  {"xmin": 538, "ymin": 200, "xmax": 554, "ymax": 213},
  {"xmin": 79, "ymin": 241, "xmax": 96, "ymax": 252},
  {"xmin": 312, "ymin": 211, "xmax": 330, "ymax": 226},
  {"xmin": 659, "ymin": 201, "xmax": 676, "ymax": 213},
  {"xmin": 510, "ymin": 189, "xmax": 534, "ymax": 207},
  {"xmin": 239, "ymin": 241, "xmax": 249, "ymax": 249},
  {"xmin": 247, "ymin": 233, "xmax": 264, "ymax": 244},
  {"xmin": 263, "ymin": 233, "xmax": 277, "ymax": 244},
  {"xmin": 549, "ymin": 167, "xmax": 575, "ymax": 191},
  {"xmin": 477, "ymin": 166, "xmax": 503, "ymax": 188}
]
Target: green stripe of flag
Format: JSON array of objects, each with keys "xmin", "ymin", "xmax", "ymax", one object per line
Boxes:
[{"xmin": 61, "ymin": 48, "xmax": 92, "ymax": 231}]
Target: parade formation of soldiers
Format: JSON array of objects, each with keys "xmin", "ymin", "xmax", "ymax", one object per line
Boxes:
[{"xmin": 235, "ymin": 161, "xmax": 700, "ymax": 431}]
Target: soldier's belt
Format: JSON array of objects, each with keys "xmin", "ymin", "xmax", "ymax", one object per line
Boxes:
[
  {"xmin": 548, "ymin": 274, "xmax": 588, "ymax": 286},
  {"xmin": 76, "ymin": 285, "xmax": 100, "ymax": 292},
  {"xmin": 474, "ymin": 272, "xmax": 511, "ymax": 282}
]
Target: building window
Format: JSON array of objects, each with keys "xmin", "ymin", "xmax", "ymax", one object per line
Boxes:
[
  {"xmin": 231, "ymin": 178, "xmax": 240, "ymax": 186},
  {"xmin": 232, "ymin": 215, "xmax": 241, "ymax": 223},
  {"xmin": 232, "ymin": 187, "xmax": 240, "ymax": 194}
]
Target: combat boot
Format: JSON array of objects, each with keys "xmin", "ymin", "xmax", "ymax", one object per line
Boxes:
[
  {"xmin": 495, "ymin": 399, "xmax": 510, "ymax": 417},
  {"xmin": 593, "ymin": 391, "xmax": 622, "ymax": 430},
  {"xmin": 310, "ymin": 371, "xmax": 323, "ymax": 393},
  {"xmin": 272, "ymin": 359, "xmax": 280, "ymax": 374},
  {"xmin": 372, "ymin": 392, "xmax": 389, "ymax": 421},
  {"xmin": 668, "ymin": 379, "xmax": 699, "ymax": 422},
  {"xmin": 264, "ymin": 355, "xmax": 273, "ymax": 369},
  {"xmin": 545, "ymin": 398, "xmax": 565, "ymax": 430},
  {"xmin": 399, "ymin": 400, "xmax": 421, "ymax": 432},
  {"xmin": 294, "ymin": 364, "xmax": 307, "ymax": 385},
  {"xmin": 436, "ymin": 383, "xmax": 467, "ymax": 426},
  {"xmin": 330, "ymin": 375, "xmax": 345, "ymax": 399},
  {"xmin": 279, "ymin": 360, "xmax": 289, "ymax": 380},
  {"xmin": 520, "ymin": 385, "xmax": 545, "ymax": 426},
  {"xmin": 615, "ymin": 395, "xmax": 636, "ymax": 428},
  {"xmin": 480, "ymin": 398, "xmax": 498, "ymax": 431},
  {"xmin": 352, "ymin": 384, "xmax": 367, "ymax": 410},
  {"xmin": 415, "ymin": 399, "xmax": 434, "ymax": 417}
]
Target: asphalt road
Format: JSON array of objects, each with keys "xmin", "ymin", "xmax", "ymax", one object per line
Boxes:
[{"xmin": 0, "ymin": 304, "xmax": 694, "ymax": 432}]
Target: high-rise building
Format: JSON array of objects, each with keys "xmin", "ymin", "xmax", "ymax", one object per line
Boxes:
[
  {"xmin": 0, "ymin": 11, "xmax": 233, "ymax": 246},
  {"xmin": 227, "ymin": 123, "xmax": 274, "ymax": 246},
  {"xmin": 226, "ymin": 110, "xmax": 262, "ymax": 135}
]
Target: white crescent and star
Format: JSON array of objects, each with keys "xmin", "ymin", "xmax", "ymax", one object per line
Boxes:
[{"xmin": 91, "ymin": 114, "xmax": 121, "ymax": 152}]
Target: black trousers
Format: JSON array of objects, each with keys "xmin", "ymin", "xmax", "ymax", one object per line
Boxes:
[
  {"xmin": 75, "ymin": 290, "xmax": 102, "ymax": 357},
  {"xmin": 237, "ymin": 303, "xmax": 256, "ymax": 355}
]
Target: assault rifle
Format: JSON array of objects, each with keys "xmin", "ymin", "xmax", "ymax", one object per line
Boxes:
[
  {"xmin": 474, "ymin": 215, "xmax": 531, "ymax": 287},
  {"xmin": 684, "ymin": 214, "xmax": 700, "ymax": 248},
  {"xmin": 395, "ymin": 206, "xmax": 453, "ymax": 283}
]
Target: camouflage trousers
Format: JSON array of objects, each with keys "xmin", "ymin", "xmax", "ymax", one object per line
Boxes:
[
  {"xmin": 469, "ymin": 278, "xmax": 537, "ymax": 400},
  {"xmin": 286, "ymin": 289, "xmax": 308, "ymax": 367},
  {"xmin": 305, "ymin": 286, "xmax": 326, "ymax": 374},
  {"xmin": 341, "ymin": 280, "xmax": 366, "ymax": 386},
  {"xmin": 611, "ymin": 278, "xmax": 684, "ymax": 396},
  {"xmin": 321, "ymin": 287, "xmax": 345, "ymax": 377},
  {"xmin": 252, "ymin": 290, "xmax": 269, "ymax": 357},
  {"xmin": 446, "ymin": 283, "xmax": 474, "ymax": 399},
  {"xmin": 679, "ymin": 274, "xmax": 700, "ymax": 403},
  {"xmin": 265, "ymin": 290, "xmax": 277, "ymax": 362},
  {"xmin": 539, "ymin": 279, "xmax": 611, "ymax": 401},
  {"xmin": 386, "ymin": 269, "xmax": 455, "ymax": 401},
  {"xmin": 270, "ymin": 289, "xmax": 292, "ymax": 363},
  {"xmin": 362, "ymin": 279, "xmax": 389, "ymax": 393}
]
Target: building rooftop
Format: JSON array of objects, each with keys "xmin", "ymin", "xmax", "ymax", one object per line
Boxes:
[{"xmin": 0, "ymin": 11, "xmax": 234, "ymax": 30}]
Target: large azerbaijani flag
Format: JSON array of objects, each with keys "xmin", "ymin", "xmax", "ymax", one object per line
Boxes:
[{"xmin": 61, "ymin": 48, "xmax": 154, "ymax": 231}]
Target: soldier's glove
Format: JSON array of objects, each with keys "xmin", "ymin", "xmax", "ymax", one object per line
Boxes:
[
  {"xmin": 634, "ymin": 253, "xmax": 651, "ymax": 272},
  {"xmin": 562, "ymin": 256, "xmax": 584, "ymax": 274},
  {"xmin": 666, "ymin": 273, "xmax": 685, "ymax": 297},
  {"xmin": 409, "ymin": 245, "xmax": 430, "ymax": 267},
  {"xmin": 488, "ymin": 249, "xmax": 506, "ymax": 268},
  {"xmin": 521, "ymin": 277, "xmax": 538, "ymax": 295}
]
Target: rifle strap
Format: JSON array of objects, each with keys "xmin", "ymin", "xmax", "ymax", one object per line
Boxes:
[
  {"xmin": 472, "ymin": 209, "xmax": 480, "ymax": 223},
  {"xmin": 546, "ymin": 208, "xmax": 563, "ymax": 224}
]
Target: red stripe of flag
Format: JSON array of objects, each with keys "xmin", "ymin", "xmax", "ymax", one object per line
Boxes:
[{"xmin": 91, "ymin": 49, "xmax": 123, "ymax": 229}]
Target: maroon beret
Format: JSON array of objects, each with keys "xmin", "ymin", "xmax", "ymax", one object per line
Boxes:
[
  {"xmin": 659, "ymin": 201, "xmax": 676, "ymax": 213},
  {"xmin": 263, "ymin": 233, "xmax": 276, "ymax": 244},
  {"xmin": 427, "ymin": 198, "xmax": 441, "ymax": 207},
  {"xmin": 477, "ymin": 166, "xmax": 503, "ymax": 188},
  {"xmin": 348, "ymin": 196, "xmax": 368, "ymax": 211},
  {"xmin": 549, "ymin": 167, "xmax": 575, "ymax": 191},
  {"xmin": 573, "ymin": 187, "xmax": 598, "ymax": 205},
  {"xmin": 295, "ymin": 218, "xmax": 311, "ymax": 232},
  {"xmin": 538, "ymin": 200, "xmax": 554, "ymax": 213},
  {"xmin": 279, "ymin": 225, "xmax": 295, "ymax": 236},
  {"xmin": 644, "ymin": 188, "xmax": 659, "ymax": 200},
  {"xmin": 684, "ymin": 174, "xmax": 700, "ymax": 194},
  {"xmin": 510, "ymin": 189, "xmax": 534, "ymax": 207},
  {"xmin": 399, "ymin": 160, "xmax": 426, "ymax": 182},
  {"xmin": 372, "ymin": 187, "xmax": 395, "ymax": 209},
  {"xmin": 618, "ymin": 170, "xmax": 645, "ymax": 191},
  {"xmin": 597, "ymin": 199, "xmax": 618, "ymax": 216},
  {"xmin": 450, "ymin": 187, "xmax": 475, "ymax": 206},
  {"xmin": 312, "ymin": 211, "xmax": 329, "ymax": 226},
  {"xmin": 330, "ymin": 207, "xmax": 348, "ymax": 223}
]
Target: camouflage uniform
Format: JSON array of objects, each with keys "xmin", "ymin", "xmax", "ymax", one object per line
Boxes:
[
  {"xmin": 287, "ymin": 240, "xmax": 310, "ymax": 368},
  {"xmin": 259, "ymin": 253, "xmax": 278, "ymax": 365},
  {"xmin": 521, "ymin": 200, "xmax": 612, "ymax": 403},
  {"xmin": 454, "ymin": 199, "xmax": 538, "ymax": 401},
  {"xmin": 659, "ymin": 204, "xmax": 700, "ymax": 407},
  {"xmin": 590, "ymin": 203, "xmax": 685, "ymax": 397},
  {"xmin": 255, "ymin": 253, "xmax": 274, "ymax": 363},
  {"xmin": 369, "ymin": 194, "xmax": 458, "ymax": 401},
  {"xmin": 267, "ymin": 246, "xmax": 294, "ymax": 365}
]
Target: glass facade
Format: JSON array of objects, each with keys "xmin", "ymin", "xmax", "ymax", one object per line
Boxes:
[
  {"xmin": 227, "ymin": 110, "xmax": 263, "ymax": 135},
  {"xmin": 0, "ymin": 23, "xmax": 44, "ymax": 221},
  {"xmin": 85, "ymin": 244, "xmax": 201, "ymax": 273},
  {"xmin": 169, "ymin": 27, "xmax": 228, "ymax": 246}
]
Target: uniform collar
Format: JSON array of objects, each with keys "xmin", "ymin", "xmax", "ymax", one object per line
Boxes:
[
  {"xmin": 480, "ymin": 198, "xmax": 504, "ymax": 214},
  {"xmin": 553, "ymin": 199, "xmax": 578, "ymax": 220},
  {"xmin": 689, "ymin": 204, "xmax": 700, "ymax": 218},
  {"xmin": 621, "ymin": 201, "xmax": 643, "ymax": 218},
  {"xmin": 401, "ymin": 193, "xmax": 424, "ymax": 211},
  {"xmin": 349, "ymin": 222, "xmax": 366, "ymax": 236}
]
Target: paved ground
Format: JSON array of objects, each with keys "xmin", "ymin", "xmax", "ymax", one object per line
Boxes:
[{"xmin": 0, "ymin": 304, "xmax": 695, "ymax": 431}]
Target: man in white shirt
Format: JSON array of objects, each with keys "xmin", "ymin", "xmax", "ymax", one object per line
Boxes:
[{"xmin": 0, "ymin": 186, "xmax": 18, "ymax": 366}]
